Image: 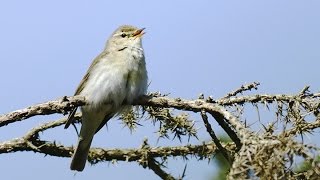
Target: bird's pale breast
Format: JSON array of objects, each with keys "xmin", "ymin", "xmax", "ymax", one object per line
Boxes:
[{"xmin": 80, "ymin": 47, "xmax": 147, "ymax": 111}]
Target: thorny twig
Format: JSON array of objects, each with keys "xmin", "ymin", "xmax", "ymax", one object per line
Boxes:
[
  {"xmin": 200, "ymin": 110, "xmax": 232, "ymax": 164},
  {"xmin": 223, "ymin": 82, "xmax": 260, "ymax": 98},
  {"xmin": 1, "ymin": 83, "xmax": 320, "ymax": 179}
]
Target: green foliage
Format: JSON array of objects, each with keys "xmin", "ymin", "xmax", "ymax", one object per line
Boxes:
[
  {"xmin": 294, "ymin": 155, "xmax": 320, "ymax": 173},
  {"xmin": 211, "ymin": 136, "xmax": 232, "ymax": 180}
]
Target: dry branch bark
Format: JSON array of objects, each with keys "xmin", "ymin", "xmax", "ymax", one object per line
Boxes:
[{"xmin": 1, "ymin": 83, "xmax": 320, "ymax": 179}]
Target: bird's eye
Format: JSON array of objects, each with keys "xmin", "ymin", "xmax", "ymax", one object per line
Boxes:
[{"xmin": 121, "ymin": 33, "xmax": 127, "ymax": 38}]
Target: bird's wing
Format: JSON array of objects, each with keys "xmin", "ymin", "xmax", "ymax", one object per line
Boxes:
[
  {"xmin": 64, "ymin": 107, "xmax": 78, "ymax": 129},
  {"xmin": 64, "ymin": 51, "xmax": 110, "ymax": 129},
  {"xmin": 95, "ymin": 113, "xmax": 115, "ymax": 133}
]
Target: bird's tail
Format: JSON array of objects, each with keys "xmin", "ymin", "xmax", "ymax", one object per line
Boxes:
[
  {"xmin": 70, "ymin": 136, "xmax": 93, "ymax": 171},
  {"xmin": 69, "ymin": 105, "xmax": 115, "ymax": 171}
]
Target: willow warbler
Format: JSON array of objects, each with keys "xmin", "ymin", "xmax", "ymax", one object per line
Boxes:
[{"xmin": 65, "ymin": 25, "xmax": 148, "ymax": 171}]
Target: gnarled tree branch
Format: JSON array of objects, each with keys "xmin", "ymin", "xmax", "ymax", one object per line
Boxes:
[{"xmin": 1, "ymin": 83, "xmax": 320, "ymax": 179}]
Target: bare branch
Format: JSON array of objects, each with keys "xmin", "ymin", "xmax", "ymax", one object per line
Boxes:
[
  {"xmin": 200, "ymin": 110, "xmax": 232, "ymax": 163},
  {"xmin": 146, "ymin": 158, "xmax": 176, "ymax": 180},
  {"xmin": 0, "ymin": 96, "xmax": 86, "ymax": 127},
  {"xmin": 1, "ymin": 87, "xmax": 320, "ymax": 179},
  {"xmin": 216, "ymin": 93, "xmax": 320, "ymax": 106},
  {"xmin": 223, "ymin": 82, "xmax": 260, "ymax": 98}
]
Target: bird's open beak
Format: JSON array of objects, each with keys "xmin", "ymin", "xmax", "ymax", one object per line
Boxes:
[{"xmin": 133, "ymin": 28, "xmax": 146, "ymax": 38}]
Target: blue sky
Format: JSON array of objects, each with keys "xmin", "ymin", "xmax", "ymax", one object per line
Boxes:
[{"xmin": 0, "ymin": 1, "xmax": 320, "ymax": 179}]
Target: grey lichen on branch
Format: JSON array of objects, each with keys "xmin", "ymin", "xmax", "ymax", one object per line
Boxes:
[
  {"xmin": 0, "ymin": 96, "xmax": 86, "ymax": 127},
  {"xmin": 1, "ymin": 83, "xmax": 320, "ymax": 179},
  {"xmin": 0, "ymin": 116, "xmax": 234, "ymax": 159}
]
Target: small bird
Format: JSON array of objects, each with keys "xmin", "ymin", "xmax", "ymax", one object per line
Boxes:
[{"xmin": 64, "ymin": 25, "xmax": 148, "ymax": 171}]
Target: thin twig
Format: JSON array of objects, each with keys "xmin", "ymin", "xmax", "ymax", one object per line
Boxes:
[
  {"xmin": 223, "ymin": 82, "xmax": 260, "ymax": 98},
  {"xmin": 147, "ymin": 158, "xmax": 176, "ymax": 180},
  {"xmin": 299, "ymin": 86, "xmax": 310, "ymax": 96},
  {"xmin": 200, "ymin": 110, "xmax": 232, "ymax": 163}
]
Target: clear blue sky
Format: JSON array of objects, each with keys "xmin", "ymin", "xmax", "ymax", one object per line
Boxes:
[{"xmin": 1, "ymin": 1, "xmax": 320, "ymax": 179}]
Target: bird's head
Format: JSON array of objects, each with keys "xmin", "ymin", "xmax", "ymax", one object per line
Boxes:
[{"xmin": 106, "ymin": 25, "xmax": 145, "ymax": 51}]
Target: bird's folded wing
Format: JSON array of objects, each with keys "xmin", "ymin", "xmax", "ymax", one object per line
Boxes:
[{"xmin": 64, "ymin": 107, "xmax": 78, "ymax": 129}]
